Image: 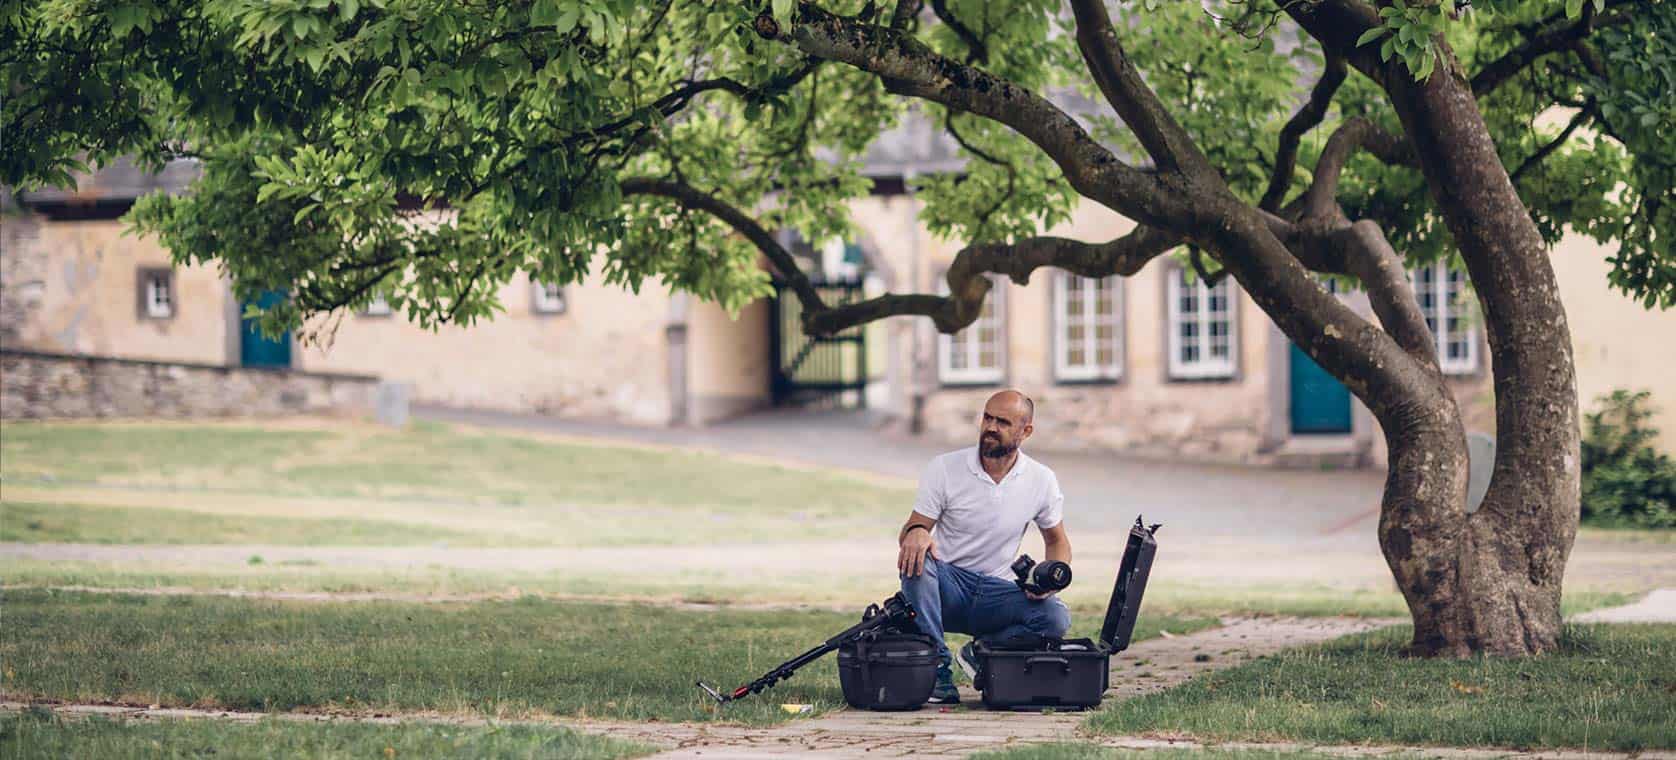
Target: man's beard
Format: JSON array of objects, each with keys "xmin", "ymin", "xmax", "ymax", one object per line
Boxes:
[{"xmin": 981, "ymin": 435, "xmax": 1017, "ymax": 459}]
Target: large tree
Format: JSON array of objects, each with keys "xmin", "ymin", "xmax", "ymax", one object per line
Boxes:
[{"xmin": 4, "ymin": 0, "xmax": 1671, "ymax": 655}]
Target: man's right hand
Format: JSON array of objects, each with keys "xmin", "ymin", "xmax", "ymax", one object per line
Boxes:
[{"xmin": 898, "ymin": 527, "xmax": 937, "ymax": 577}]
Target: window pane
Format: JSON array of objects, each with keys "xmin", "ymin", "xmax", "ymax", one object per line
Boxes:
[
  {"xmin": 1068, "ymin": 345, "xmax": 1086, "ymax": 366},
  {"xmin": 978, "ymin": 349, "xmax": 996, "ymax": 368}
]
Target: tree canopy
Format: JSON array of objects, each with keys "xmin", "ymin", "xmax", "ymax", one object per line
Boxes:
[
  {"xmin": 4, "ymin": 0, "xmax": 1670, "ymax": 342},
  {"xmin": 8, "ymin": 0, "xmax": 1673, "ymax": 657}
]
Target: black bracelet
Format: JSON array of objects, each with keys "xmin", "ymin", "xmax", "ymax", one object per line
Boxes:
[{"xmin": 903, "ymin": 524, "xmax": 930, "ymax": 537}]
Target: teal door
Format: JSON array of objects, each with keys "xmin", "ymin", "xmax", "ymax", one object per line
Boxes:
[
  {"xmin": 1289, "ymin": 343, "xmax": 1351, "ymax": 434},
  {"xmin": 240, "ymin": 290, "xmax": 292, "ymax": 368}
]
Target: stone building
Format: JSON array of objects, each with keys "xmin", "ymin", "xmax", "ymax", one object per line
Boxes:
[{"xmin": 5, "ymin": 127, "xmax": 1673, "ymax": 465}]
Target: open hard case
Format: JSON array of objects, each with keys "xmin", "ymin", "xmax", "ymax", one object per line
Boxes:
[{"xmin": 972, "ymin": 517, "xmax": 1160, "ymax": 711}]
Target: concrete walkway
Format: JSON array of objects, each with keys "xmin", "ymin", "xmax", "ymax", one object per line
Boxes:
[{"xmin": 1572, "ymin": 587, "xmax": 1676, "ymax": 623}]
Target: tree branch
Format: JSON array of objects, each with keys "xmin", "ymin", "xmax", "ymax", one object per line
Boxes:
[
  {"xmin": 890, "ymin": 0, "xmax": 920, "ymax": 30},
  {"xmin": 1470, "ymin": 5, "xmax": 1634, "ymax": 96},
  {"xmin": 1281, "ymin": 220, "xmax": 1437, "ymax": 365},
  {"xmin": 1301, "ymin": 117, "xmax": 1416, "ymax": 219},
  {"xmin": 1262, "ymin": 53, "xmax": 1347, "ymax": 212},
  {"xmin": 1509, "ymin": 105, "xmax": 1589, "ymax": 185},
  {"xmin": 806, "ymin": 225, "xmax": 1183, "ymax": 335},
  {"xmin": 618, "ymin": 177, "xmax": 827, "ymax": 312},
  {"xmin": 929, "ymin": 0, "xmax": 987, "ymax": 63},
  {"xmin": 760, "ymin": 3, "xmax": 1188, "ymax": 230},
  {"xmin": 1067, "ymin": 0, "xmax": 1211, "ymax": 175}
]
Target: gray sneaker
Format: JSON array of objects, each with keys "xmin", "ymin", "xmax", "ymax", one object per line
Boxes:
[
  {"xmin": 926, "ymin": 661, "xmax": 960, "ymax": 704},
  {"xmin": 956, "ymin": 640, "xmax": 980, "ymax": 681}
]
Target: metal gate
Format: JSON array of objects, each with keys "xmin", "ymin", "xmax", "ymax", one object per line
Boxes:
[{"xmin": 770, "ymin": 277, "xmax": 868, "ymax": 408}]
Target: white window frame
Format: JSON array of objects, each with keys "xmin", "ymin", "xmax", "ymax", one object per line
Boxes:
[
  {"xmin": 531, "ymin": 280, "xmax": 566, "ymax": 314},
  {"xmin": 1166, "ymin": 267, "xmax": 1237, "ymax": 380},
  {"xmin": 937, "ymin": 275, "xmax": 1006, "ymax": 385},
  {"xmin": 1409, "ymin": 261, "xmax": 1480, "ymax": 375},
  {"xmin": 143, "ymin": 270, "xmax": 173, "ymax": 319},
  {"xmin": 362, "ymin": 294, "xmax": 393, "ymax": 317},
  {"xmin": 1054, "ymin": 271, "xmax": 1123, "ymax": 382}
]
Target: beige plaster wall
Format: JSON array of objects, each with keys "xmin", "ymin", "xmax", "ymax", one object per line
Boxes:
[
  {"xmin": 295, "ymin": 268, "xmax": 673, "ymax": 425},
  {"xmin": 0, "ymin": 217, "xmax": 229, "ymax": 365},
  {"xmin": 686, "ymin": 293, "xmax": 771, "ymax": 424},
  {"xmin": 1551, "ymin": 234, "xmax": 1676, "ymax": 452},
  {"xmin": 913, "ymin": 200, "xmax": 1276, "ymax": 463}
]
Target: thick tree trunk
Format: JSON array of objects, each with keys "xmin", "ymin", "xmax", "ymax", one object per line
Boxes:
[{"xmin": 1378, "ymin": 56, "xmax": 1581, "ymax": 658}]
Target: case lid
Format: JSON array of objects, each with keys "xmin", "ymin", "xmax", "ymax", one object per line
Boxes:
[{"xmin": 1098, "ymin": 517, "xmax": 1160, "ymax": 650}]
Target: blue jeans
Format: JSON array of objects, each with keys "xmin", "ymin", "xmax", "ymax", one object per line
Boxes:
[{"xmin": 899, "ymin": 556, "xmax": 1072, "ymax": 660}]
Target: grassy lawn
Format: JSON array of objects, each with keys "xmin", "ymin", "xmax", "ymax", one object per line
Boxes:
[
  {"xmin": 0, "ymin": 420, "xmax": 912, "ymax": 545},
  {"xmin": 0, "ymin": 590, "xmax": 1214, "ymax": 725},
  {"xmin": 0, "ymin": 710, "xmax": 654, "ymax": 759},
  {"xmin": 0, "ymin": 557, "xmax": 1634, "ymax": 623},
  {"xmin": 0, "ymin": 501, "xmax": 484, "ymax": 546},
  {"xmin": 1085, "ymin": 623, "xmax": 1676, "ymax": 751},
  {"xmin": 0, "ymin": 419, "xmax": 1654, "ymax": 620}
]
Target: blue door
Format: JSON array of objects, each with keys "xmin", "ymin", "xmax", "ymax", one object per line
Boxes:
[
  {"xmin": 240, "ymin": 290, "xmax": 292, "ymax": 368},
  {"xmin": 1289, "ymin": 343, "xmax": 1351, "ymax": 434}
]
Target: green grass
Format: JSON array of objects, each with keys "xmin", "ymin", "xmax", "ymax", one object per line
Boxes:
[
  {"xmin": 971, "ymin": 745, "xmax": 1407, "ymax": 760},
  {"xmin": 0, "ymin": 590, "xmax": 1213, "ymax": 725},
  {"xmin": 0, "ymin": 420, "xmax": 914, "ymax": 546},
  {"xmin": 0, "ymin": 710, "xmax": 654, "ymax": 759},
  {"xmin": 0, "ymin": 558, "xmax": 1634, "ymax": 622},
  {"xmin": 1085, "ymin": 623, "xmax": 1676, "ymax": 751},
  {"xmin": 0, "ymin": 501, "xmax": 482, "ymax": 546}
]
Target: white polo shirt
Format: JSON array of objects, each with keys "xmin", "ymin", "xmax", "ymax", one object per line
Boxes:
[{"xmin": 912, "ymin": 446, "xmax": 1065, "ymax": 579}]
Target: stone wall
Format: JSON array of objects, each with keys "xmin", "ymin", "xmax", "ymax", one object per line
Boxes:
[
  {"xmin": 293, "ymin": 266, "xmax": 675, "ymax": 426},
  {"xmin": 0, "ymin": 212, "xmax": 235, "ymax": 365},
  {"xmin": 0, "ymin": 206, "xmax": 47, "ymax": 347},
  {"xmin": 1, "ymin": 349, "xmax": 378, "ymax": 420}
]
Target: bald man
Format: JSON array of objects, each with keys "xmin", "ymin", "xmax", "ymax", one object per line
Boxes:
[{"xmin": 897, "ymin": 390, "xmax": 1072, "ymax": 704}]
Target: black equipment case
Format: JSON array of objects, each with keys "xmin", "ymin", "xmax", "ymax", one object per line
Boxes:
[
  {"xmin": 837, "ymin": 631, "xmax": 940, "ymax": 710},
  {"xmin": 972, "ymin": 517, "xmax": 1159, "ymax": 711}
]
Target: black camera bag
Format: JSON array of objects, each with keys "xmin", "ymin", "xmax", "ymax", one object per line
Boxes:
[
  {"xmin": 837, "ymin": 630, "xmax": 939, "ymax": 710},
  {"xmin": 973, "ymin": 517, "xmax": 1159, "ymax": 711}
]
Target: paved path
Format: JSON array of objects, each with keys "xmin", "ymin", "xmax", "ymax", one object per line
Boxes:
[{"xmin": 1572, "ymin": 587, "xmax": 1676, "ymax": 623}]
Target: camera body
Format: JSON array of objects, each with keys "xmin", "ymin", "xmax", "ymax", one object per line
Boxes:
[{"xmin": 1010, "ymin": 554, "xmax": 1072, "ymax": 596}]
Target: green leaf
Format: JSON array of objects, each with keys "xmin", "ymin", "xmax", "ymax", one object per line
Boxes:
[
  {"xmin": 1414, "ymin": 50, "xmax": 1435, "ymax": 82},
  {"xmin": 531, "ymin": 0, "xmax": 561, "ymax": 27},
  {"xmin": 1566, "ymin": 0, "xmax": 1586, "ymax": 19},
  {"xmin": 772, "ymin": 0, "xmax": 792, "ymax": 26},
  {"xmin": 555, "ymin": 6, "xmax": 580, "ymax": 33},
  {"xmin": 1355, "ymin": 27, "xmax": 1385, "ymax": 48}
]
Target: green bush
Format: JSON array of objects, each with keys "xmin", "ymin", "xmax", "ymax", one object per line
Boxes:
[{"xmin": 1580, "ymin": 390, "xmax": 1676, "ymax": 529}]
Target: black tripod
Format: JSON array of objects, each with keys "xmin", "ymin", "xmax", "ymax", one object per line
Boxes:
[{"xmin": 697, "ymin": 592, "xmax": 919, "ymax": 704}]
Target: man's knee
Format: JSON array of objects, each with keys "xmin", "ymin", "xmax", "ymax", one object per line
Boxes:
[
  {"xmin": 899, "ymin": 555, "xmax": 942, "ymax": 586},
  {"xmin": 1032, "ymin": 599, "xmax": 1071, "ymax": 638}
]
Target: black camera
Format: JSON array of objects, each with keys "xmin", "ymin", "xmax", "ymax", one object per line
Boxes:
[{"xmin": 1010, "ymin": 554, "xmax": 1072, "ymax": 596}]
